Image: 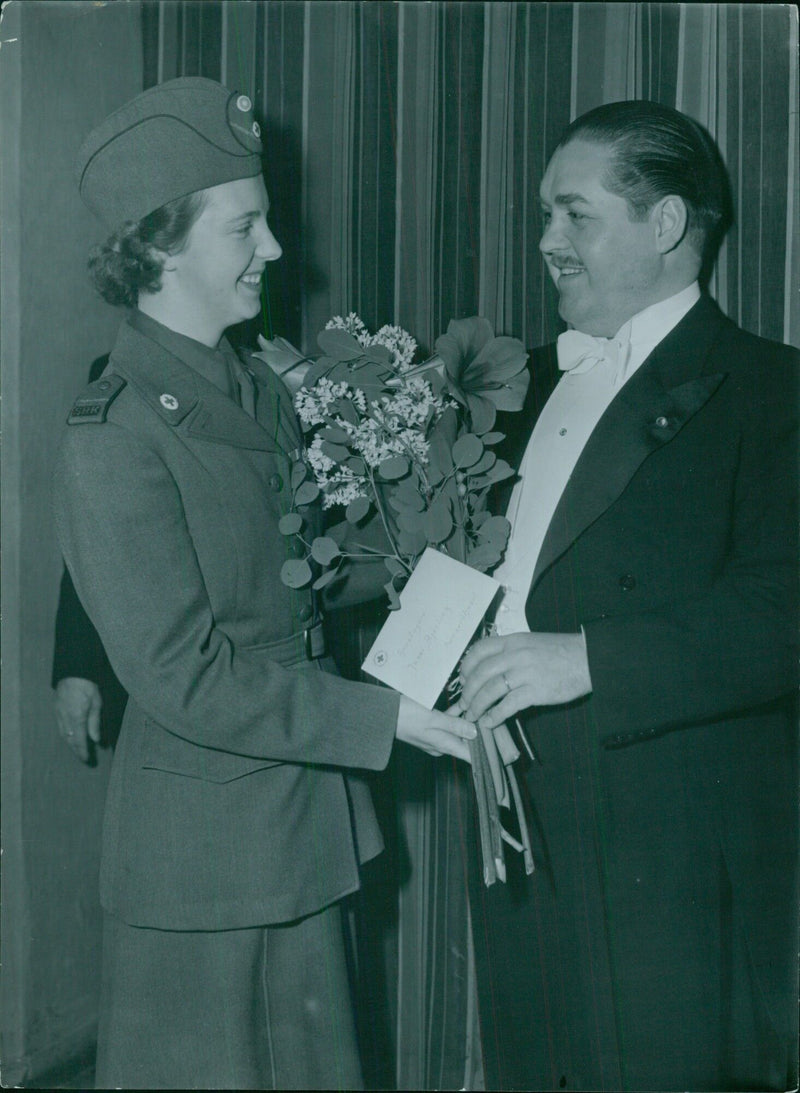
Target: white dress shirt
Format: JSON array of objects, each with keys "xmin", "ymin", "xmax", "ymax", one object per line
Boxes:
[{"xmin": 493, "ymin": 281, "xmax": 701, "ymax": 635}]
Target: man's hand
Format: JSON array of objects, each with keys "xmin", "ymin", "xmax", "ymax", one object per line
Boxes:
[
  {"xmin": 54, "ymin": 677, "xmax": 102, "ymax": 762},
  {"xmin": 395, "ymin": 694, "xmax": 476, "ymax": 762},
  {"xmin": 459, "ymin": 632, "xmax": 593, "ymax": 728}
]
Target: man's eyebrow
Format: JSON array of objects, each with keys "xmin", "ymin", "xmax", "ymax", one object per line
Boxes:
[{"xmin": 548, "ymin": 192, "xmax": 591, "ymax": 206}]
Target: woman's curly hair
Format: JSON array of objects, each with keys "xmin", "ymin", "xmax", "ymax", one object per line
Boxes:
[{"xmin": 88, "ymin": 190, "xmax": 208, "ymax": 308}]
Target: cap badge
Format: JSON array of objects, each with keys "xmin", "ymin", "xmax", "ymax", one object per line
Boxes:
[{"xmin": 160, "ymin": 393, "xmax": 179, "ymax": 411}]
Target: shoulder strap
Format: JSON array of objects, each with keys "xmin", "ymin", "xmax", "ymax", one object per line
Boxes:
[{"xmin": 67, "ymin": 374, "xmax": 126, "ymax": 425}]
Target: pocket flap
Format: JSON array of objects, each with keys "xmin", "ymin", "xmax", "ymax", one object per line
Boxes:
[{"xmin": 142, "ymin": 720, "xmax": 280, "ymax": 784}]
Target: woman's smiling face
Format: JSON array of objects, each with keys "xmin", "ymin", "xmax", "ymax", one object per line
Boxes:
[
  {"xmin": 538, "ymin": 139, "xmax": 668, "ymax": 337},
  {"xmin": 166, "ymin": 174, "xmax": 282, "ymax": 344}
]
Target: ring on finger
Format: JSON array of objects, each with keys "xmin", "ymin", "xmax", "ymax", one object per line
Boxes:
[{"xmin": 501, "ymin": 672, "xmax": 511, "ymax": 694}]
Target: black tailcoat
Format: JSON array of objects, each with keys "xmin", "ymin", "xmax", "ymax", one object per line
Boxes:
[{"xmin": 470, "ymin": 296, "xmax": 799, "ymax": 1091}]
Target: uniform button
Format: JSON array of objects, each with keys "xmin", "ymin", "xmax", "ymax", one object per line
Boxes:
[
  {"xmin": 655, "ymin": 415, "xmax": 669, "ymax": 428},
  {"xmin": 619, "ymin": 573, "xmax": 636, "ymax": 591},
  {"xmin": 160, "ymin": 392, "xmax": 179, "ymax": 411},
  {"xmin": 559, "ymin": 427, "xmax": 567, "ymax": 436},
  {"xmin": 237, "ymin": 94, "xmax": 252, "ymax": 112},
  {"xmin": 298, "ymin": 604, "xmax": 313, "ymax": 622},
  {"xmin": 252, "ymin": 120, "xmax": 261, "ymax": 138},
  {"xmin": 269, "ymin": 473, "xmax": 284, "ymax": 492}
]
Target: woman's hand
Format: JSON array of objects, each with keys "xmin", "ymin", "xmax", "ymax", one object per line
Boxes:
[
  {"xmin": 458, "ymin": 631, "xmax": 592, "ymax": 728},
  {"xmin": 395, "ymin": 694, "xmax": 476, "ymax": 762}
]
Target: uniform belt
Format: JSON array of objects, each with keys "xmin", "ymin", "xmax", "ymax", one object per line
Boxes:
[{"xmin": 257, "ymin": 621, "xmax": 326, "ymax": 667}]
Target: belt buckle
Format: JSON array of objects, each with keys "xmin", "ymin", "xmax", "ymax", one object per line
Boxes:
[{"xmin": 304, "ymin": 624, "xmax": 325, "ymax": 660}]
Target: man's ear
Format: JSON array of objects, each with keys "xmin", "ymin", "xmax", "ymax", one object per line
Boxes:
[{"xmin": 652, "ymin": 195, "xmax": 689, "ymax": 254}]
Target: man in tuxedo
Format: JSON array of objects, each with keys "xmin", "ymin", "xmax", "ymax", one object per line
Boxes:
[{"xmin": 459, "ymin": 100, "xmax": 798, "ymax": 1091}]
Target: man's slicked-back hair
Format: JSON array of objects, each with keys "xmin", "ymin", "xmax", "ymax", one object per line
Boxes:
[{"xmin": 558, "ymin": 100, "xmax": 733, "ymax": 271}]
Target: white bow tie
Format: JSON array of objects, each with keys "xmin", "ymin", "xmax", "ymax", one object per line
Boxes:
[{"xmin": 557, "ymin": 329, "xmax": 632, "ymax": 386}]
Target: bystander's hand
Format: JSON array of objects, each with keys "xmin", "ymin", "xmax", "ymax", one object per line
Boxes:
[{"xmin": 54, "ymin": 676, "xmax": 102, "ymax": 763}]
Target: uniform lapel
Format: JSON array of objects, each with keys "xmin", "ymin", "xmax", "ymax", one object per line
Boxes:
[
  {"xmin": 111, "ymin": 321, "xmax": 281, "ymax": 453},
  {"xmin": 530, "ymin": 295, "xmax": 729, "ymax": 589},
  {"xmin": 244, "ymin": 352, "xmax": 304, "ymax": 461}
]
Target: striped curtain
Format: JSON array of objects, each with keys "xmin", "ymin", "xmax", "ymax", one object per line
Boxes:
[{"xmin": 144, "ymin": 4, "xmax": 799, "ymax": 1088}]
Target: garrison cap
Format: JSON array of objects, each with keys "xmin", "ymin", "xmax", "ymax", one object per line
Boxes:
[{"xmin": 76, "ymin": 77, "xmax": 263, "ymax": 227}]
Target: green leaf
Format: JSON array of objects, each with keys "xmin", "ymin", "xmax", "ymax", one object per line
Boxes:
[
  {"xmin": 281, "ymin": 558, "xmax": 313, "ymax": 588},
  {"xmin": 477, "ymin": 514, "xmax": 510, "ymax": 541},
  {"xmin": 278, "ymin": 513, "xmax": 303, "ymax": 536},
  {"xmin": 294, "ymin": 481, "xmax": 320, "ymax": 506},
  {"xmin": 466, "ymin": 450, "xmax": 496, "ymax": 477},
  {"xmin": 317, "ymin": 328, "xmax": 365, "ymax": 361},
  {"xmin": 397, "ymin": 509, "xmax": 425, "ymax": 534},
  {"xmin": 345, "ymin": 456, "xmax": 366, "ymax": 476},
  {"xmin": 303, "ymin": 357, "xmax": 335, "ymax": 387},
  {"xmin": 320, "ymin": 426, "xmax": 351, "ymax": 444},
  {"xmin": 481, "ymin": 431, "xmax": 506, "ymax": 446},
  {"xmin": 363, "ymin": 343, "xmax": 393, "ymax": 365},
  {"xmin": 383, "ymin": 557, "xmax": 406, "ymax": 578},
  {"xmin": 466, "ymin": 544, "xmax": 502, "ymax": 570},
  {"xmin": 313, "ymin": 568, "xmax": 342, "ymax": 591},
  {"xmin": 321, "ymin": 440, "xmax": 352, "ymax": 462},
  {"xmin": 378, "ymin": 455, "xmax": 409, "ymax": 480},
  {"xmin": 396, "ymin": 527, "xmax": 427, "ymax": 556},
  {"xmin": 311, "ymin": 536, "xmax": 341, "ymax": 565},
  {"xmin": 335, "ymin": 398, "xmax": 360, "ymax": 426},
  {"xmin": 290, "ymin": 461, "xmax": 308, "ymax": 490},
  {"xmin": 345, "ymin": 496, "xmax": 371, "ymax": 524},
  {"xmin": 387, "ymin": 482, "xmax": 425, "ymax": 514},
  {"xmin": 468, "ymin": 396, "xmax": 497, "ymax": 435},
  {"xmin": 424, "ymin": 495, "xmax": 453, "ymax": 544},
  {"xmin": 453, "ymin": 433, "xmax": 485, "ymax": 468},
  {"xmin": 469, "ymin": 460, "xmax": 515, "ymax": 490}
]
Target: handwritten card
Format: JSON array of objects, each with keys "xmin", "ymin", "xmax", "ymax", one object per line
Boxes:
[{"xmin": 361, "ymin": 548, "xmax": 500, "ymax": 709}]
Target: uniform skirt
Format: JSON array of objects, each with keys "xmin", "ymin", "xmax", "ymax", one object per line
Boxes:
[{"xmin": 95, "ymin": 900, "xmax": 363, "ymax": 1090}]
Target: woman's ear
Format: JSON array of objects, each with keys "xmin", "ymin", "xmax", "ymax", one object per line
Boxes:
[
  {"xmin": 652, "ymin": 195, "xmax": 689, "ymax": 254},
  {"xmin": 150, "ymin": 245, "xmax": 176, "ymax": 274}
]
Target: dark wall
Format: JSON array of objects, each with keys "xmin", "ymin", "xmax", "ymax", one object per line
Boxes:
[{"xmin": 0, "ymin": 2, "xmax": 143, "ymax": 1082}]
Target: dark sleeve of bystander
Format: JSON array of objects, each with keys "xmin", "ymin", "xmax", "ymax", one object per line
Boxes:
[{"xmin": 52, "ymin": 354, "xmax": 127, "ymax": 744}]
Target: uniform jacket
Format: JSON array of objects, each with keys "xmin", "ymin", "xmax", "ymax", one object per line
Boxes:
[
  {"xmin": 472, "ymin": 295, "xmax": 799, "ymax": 1090},
  {"xmin": 54, "ymin": 317, "xmax": 400, "ymax": 931}
]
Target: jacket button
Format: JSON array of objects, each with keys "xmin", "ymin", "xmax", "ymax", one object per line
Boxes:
[
  {"xmin": 619, "ymin": 573, "xmax": 636, "ymax": 591},
  {"xmin": 269, "ymin": 473, "xmax": 284, "ymax": 492},
  {"xmin": 655, "ymin": 415, "xmax": 669, "ymax": 428},
  {"xmin": 298, "ymin": 604, "xmax": 313, "ymax": 622}
]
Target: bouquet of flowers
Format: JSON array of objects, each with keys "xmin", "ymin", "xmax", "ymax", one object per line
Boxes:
[{"xmin": 254, "ymin": 313, "xmax": 534, "ymax": 884}]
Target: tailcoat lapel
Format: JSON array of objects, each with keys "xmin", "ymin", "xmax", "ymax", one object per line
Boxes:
[{"xmin": 530, "ymin": 296, "xmax": 729, "ymax": 588}]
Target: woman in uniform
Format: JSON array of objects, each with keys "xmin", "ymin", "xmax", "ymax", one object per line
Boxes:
[{"xmin": 54, "ymin": 76, "xmax": 474, "ymax": 1091}]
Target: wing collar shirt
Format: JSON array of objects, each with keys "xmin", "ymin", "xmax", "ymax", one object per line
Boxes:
[{"xmin": 493, "ymin": 281, "xmax": 701, "ymax": 635}]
